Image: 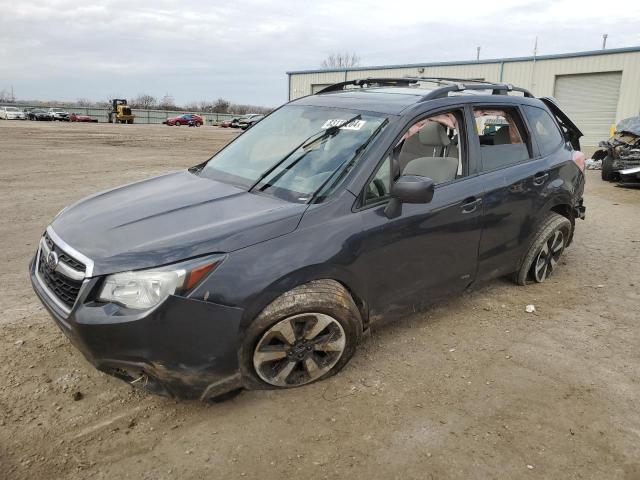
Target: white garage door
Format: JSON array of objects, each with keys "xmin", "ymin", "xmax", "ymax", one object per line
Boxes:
[{"xmin": 554, "ymin": 71, "xmax": 622, "ymax": 146}]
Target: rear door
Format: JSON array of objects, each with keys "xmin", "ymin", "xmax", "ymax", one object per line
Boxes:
[{"xmin": 471, "ymin": 103, "xmax": 549, "ymax": 281}]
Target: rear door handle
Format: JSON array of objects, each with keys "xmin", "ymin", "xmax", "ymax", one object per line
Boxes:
[
  {"xmin": 461, "ymin": 197, "xmax": 482, "ymax": 214},
  {"xmin": 533, "ymin": 171, "xmax": 549, "ymax": 186}
]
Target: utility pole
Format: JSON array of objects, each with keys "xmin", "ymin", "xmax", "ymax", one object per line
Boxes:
[
  {"xmin": 476, "ymin": 46, "xmax": 481, "ymax": 61},
  {"xmin": 10, "ymin": 85, "xmax": 15, "ymax": 103},
  {"xmin": 529, "ymin": 37, "xmax": 538, "ymax": 93},
  {"xmin": 602, "ymin": 34, "xmax": 608, "ymax": 50}
]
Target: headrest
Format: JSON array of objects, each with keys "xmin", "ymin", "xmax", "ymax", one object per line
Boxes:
[
  {"xmin": 419, "ymin": 123, "xmax": 451, "ymax": 147},
  {"xmin": 494, "ymin": 126, "xmax": 511, "ymax": 145}
]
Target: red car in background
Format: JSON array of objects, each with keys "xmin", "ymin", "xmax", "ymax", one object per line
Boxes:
[
  {"xmin": 163, "ymin": 114, "xmax": 203, "ymax": 126},
  {"xmin": 70, "ymin": 113, "xmax": 98, "ymax": 122}
]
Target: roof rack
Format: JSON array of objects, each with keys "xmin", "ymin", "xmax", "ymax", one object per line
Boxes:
[
  {"xmin": 314, "ymin": 76, "xmax": 534, "ymax": 99},
  {"xmin": 315, "ymin": 78, "xmax": 420, "ymax": 94}
]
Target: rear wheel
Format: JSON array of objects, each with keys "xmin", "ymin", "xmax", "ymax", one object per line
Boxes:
[
  {"xmin": 241, "ymin": 280, "xmax": 362, "ymax": 391},
  {"xmin": 601, "ymin": 155, "xmax": 614, "ymax": 181},
  {"xmin": 514, "ymin": 213, "xmax": 572, "ymax": 285},
  {"xmin": 195, "ymin": 121, "xmax": 202, "ymax": 127}
]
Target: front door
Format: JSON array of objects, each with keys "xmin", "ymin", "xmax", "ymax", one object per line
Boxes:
[{"xmin": 352, "ymin": 108, "xmax": 484, "ymax": 317}]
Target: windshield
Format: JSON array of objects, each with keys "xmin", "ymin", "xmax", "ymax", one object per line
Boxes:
[
  {"xmin": 6, "ymin": 107, "xmax": 19, "ymax": 112},
  {"xmin": 199, "ymin": 105, "xmax": 387, "ymax": 202}
]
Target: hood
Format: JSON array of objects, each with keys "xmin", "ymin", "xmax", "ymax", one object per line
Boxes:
[
  {"xmin": 51, "ymin": 170, "xmax": 307, "ymax": 276},
  {"xmin": 616, "ymin": 116, "xmax": 640, "ymax": 137}
]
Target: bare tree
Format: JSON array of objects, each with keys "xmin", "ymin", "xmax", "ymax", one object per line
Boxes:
[
  {"xmin": 321, "ymin": 53, "xmax": 361, "ymax": 69},
  {"xmin": 212, "ymin": 98, "xmax": 230, "ymax": 113},
  {"xmin": 131, "ymin": 93, "xmax": 157, "ymax": 109},
  {"xmin": 75, "ymin": 98, "xmax": 93, "ymax": 107},
  {"xmin": 0, "ymin": 88, "xmax": 15, "ymax": 103},
  {"xmin": 158, "ymin": 93, "xmax": 176, "ymax": 111}
]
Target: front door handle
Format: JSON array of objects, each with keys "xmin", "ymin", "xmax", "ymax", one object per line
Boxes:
[
  {"xmin": 461, "ymin": 197, "xmax": 482, "ymax": 214},
  {"xmin": 533, "ymin": 171, "xmax": 549, "ymax": 186}
]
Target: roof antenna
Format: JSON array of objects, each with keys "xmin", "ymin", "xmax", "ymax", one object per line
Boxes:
[
  {"xmin": 476, "ymin": 46, "xmax": 481, "ymax": 61},
  {"xmin": 602, "ymin": 33, "xmax": 608, "ymax": 50}
]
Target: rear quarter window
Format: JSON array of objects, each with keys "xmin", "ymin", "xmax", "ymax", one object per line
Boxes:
[{"xmin": 523, "ymin": 106, "xmax": 564, "ymax": 157}]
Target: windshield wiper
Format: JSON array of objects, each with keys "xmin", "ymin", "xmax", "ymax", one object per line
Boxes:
[{"xmin": 248, "ymin": 114, "xmax": 362, "ymax": 192}]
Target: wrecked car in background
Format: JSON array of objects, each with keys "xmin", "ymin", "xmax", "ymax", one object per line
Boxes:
[{"xmin": 594, "ymin": 116, "xmax": 640, "ymax": 185}]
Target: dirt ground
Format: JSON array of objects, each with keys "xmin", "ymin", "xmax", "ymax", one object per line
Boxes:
[{"xmin": 1, "ymin": 120, "xmax": 639, "ymax": 480}]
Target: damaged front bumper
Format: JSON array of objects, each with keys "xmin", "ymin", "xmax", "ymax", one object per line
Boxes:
[{"xmin": 30, "ymin": 257, "xmax": 244, "ymax": 400}]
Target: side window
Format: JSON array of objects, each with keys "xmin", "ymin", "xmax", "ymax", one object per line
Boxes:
[
  {"xmin": 397, "ymin": 110, "xmax": 465, "ymax": 184},
  {"xmin": 364, "ymin": 157, "xmax": 391, "ymax": 204},
  {"xmin": 363, "ymin": 109, "xmax": 465, "ymax": 206},
  {"xmin": 473, "ymin": 107, "xmax": 531, "ymax": 171},
  {"xmin": 523, "ymin": 106, "xmax": 564, "ymax": 156}
]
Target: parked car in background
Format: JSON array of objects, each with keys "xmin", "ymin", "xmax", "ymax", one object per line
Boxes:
[
  {"xmin": 163, "ymin": 114, "xmax": 203, "ymax": 127},
  {"xmin": 48, "ymin": 108, "xmax": 70, "ymax": 121},
  {"xmin": 30, "ymin": 77, "xmax": 586, "ymax": 401},
  {"xmin": 239, "ymin": 114, "xmax": 264, "ymax": 130},
  {"xmin": 27, "ymin": 108, "xmax": 54, "ymax": 121},
  {"xmin": 231, "ymin": 114, "xmax": 260, "ymax": 128},
  {"xmin": 220, "ymin": 117, "xmax": 240, "ymax": 128},
  {"xmin": 70, "ymin": 113, "xmax": 99, "ymax": 123},
  {"xmin": 0, "ymin": 106, "xmax": 26, "ymax": 120}
]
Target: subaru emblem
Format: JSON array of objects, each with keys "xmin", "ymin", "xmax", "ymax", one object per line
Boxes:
[{"xmin": 46, "ymin": 251, "xmax": 59, "ymax": 271}]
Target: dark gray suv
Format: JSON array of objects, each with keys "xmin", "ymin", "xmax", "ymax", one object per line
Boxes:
[{"xmin": 30, "ymin": 78, "xmax": 586, "ymax": 400}]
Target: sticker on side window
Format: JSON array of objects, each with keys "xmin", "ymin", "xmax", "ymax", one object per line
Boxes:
[{"xmin": 321, "ymin": 119, "xmax": 367, "ymax": 130}]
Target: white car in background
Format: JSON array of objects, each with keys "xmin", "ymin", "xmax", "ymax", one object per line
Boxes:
[
  {"xmin": 48, "ymin": 107, "xmax": 70, "ymax": 121},
  {"xmin": 0, "ymin": 106, "xmax": 26, "ymax": 120}
]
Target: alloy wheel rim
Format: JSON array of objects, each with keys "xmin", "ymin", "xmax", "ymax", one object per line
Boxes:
[
  {"xmin": 533, "ymin": 229, "xmax": 565, "ymax": 282},
  {"xmin": 252, "ymin": 313, "xmax": 346, "ymax": 387}
]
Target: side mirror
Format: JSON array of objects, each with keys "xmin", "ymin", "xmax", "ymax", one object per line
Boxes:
[{"xmin": 384, "ymin": 175, "xmax": 435, "ymax": 219}]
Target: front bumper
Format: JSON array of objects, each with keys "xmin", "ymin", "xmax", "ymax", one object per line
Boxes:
[{"xmin": 30, "ymin": 257, "xmax": 244, "ymax": 400}]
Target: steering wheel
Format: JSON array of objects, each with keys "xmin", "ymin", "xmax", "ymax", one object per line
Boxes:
[{"xmin": 372, "ymin": 178, "xmax": 387, "ymax": 197}]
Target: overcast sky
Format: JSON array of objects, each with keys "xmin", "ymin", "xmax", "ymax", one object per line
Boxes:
[{"xmin": 1, "ymin": 0, "xmax": 638, "ymax": 107}]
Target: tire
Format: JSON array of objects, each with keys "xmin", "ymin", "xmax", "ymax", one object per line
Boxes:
[
  {"xmin": 195, "ymin": 121, "xmax": 202, "ymax": 127},
  {"xmin": 514, "ymin": 213, "xmax": 572, "ymax": 285},
  {"xmin": 175, "ymin": 121, "xmax": 181, "ymax": 126},
  {"xmin": 601, "ymin": 155, "xmax": 614, "ymax": 181},
  {"xmin": 240, "ymin": 279, "xmax": 363, "ymax": 391}
]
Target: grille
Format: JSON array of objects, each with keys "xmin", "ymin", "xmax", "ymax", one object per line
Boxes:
[{"xmin": 38, "ymin": 233, "xmax": 86, "ymax": 309}]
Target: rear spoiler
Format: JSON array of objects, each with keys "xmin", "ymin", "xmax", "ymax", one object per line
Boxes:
[{"xmin": 540, "ymin": 97, "xmax": 583, "ymax": 151}]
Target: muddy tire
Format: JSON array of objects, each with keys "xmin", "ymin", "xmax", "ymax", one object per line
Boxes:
[
  {"xmin": 513, "ymin": 213, "xmax": 572, "ymax": 285},
  {"xmin": 240, "ymin": 280, "xmax": 363, "ymax": 391},
  {"xmin": 601, "ymin": 155, "xmax": 614, "ymax": 181}
]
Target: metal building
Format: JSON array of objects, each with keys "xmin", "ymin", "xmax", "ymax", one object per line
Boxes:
[{"xmin": 287, "ymin": 46, "xmax": 640, "ymax": 148}]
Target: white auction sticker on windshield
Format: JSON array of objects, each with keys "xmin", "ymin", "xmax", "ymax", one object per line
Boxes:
[{"xmin": 321, "ymin": 119, "xmax": 367, "ymax": 130}]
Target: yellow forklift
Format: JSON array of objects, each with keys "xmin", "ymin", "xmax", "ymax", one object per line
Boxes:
[{"xmin": 107, "ymin": 99, "xmax": 135, "ymax": 124}]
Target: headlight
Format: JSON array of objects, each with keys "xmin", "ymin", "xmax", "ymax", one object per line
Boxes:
[{"xmin": 98, "ymin": 255, "xmax": 223, "ymax": 309}]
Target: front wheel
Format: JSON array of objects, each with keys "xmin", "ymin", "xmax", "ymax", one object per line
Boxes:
[
  {"xmin": 241, "ymin": 280, "xmax": 362, "ymax": 391},
  {"xmin": 514, "ymin": 213, "xmax": 572, "ymax": 285},
  {"xmin": 175, "ymin": 121, "xmax": 181, "ymax": 126}
]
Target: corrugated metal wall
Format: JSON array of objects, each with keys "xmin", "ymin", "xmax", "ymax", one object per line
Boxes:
[{"xmin": 289, "ymin": 50, "xmax": 640, "ymax": 146}]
